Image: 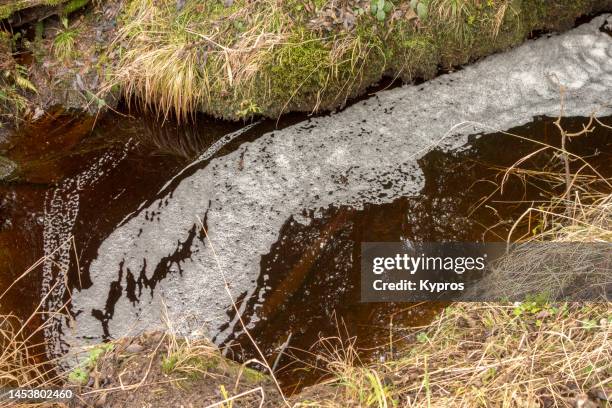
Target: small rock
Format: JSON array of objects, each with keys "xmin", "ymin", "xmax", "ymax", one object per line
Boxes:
[
  {"xmin": 574, "ymin": 393, "xmax": 598, "ymax": 408},
  {"xmin": 224, "ymin": 0, "xmax": 233, "ymax": 7},
  {"xmin": 32, "ymin": 107, "xmax": 45, "ymax": 121},
  {"xmin": 590, "ymin": 388, "xmax": 610, "ymax": 401},
  {"xmin": 0, "ymin": 156, "xmax": 18, "ymax": 180},
  {"xmin": 125, "ymin": 343, "xmax": 144, "ymax": 353}
]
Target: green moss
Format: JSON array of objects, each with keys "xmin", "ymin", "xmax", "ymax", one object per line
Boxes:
[
  {"xmin": 243, "ymin": 367, "xmax": 267, "ymax": 382},
  {"xmin": 0, "ymin": 0, "xmax": 69, "ymax": 20},
  {"xmin": 62, "ymin": 0, "xmax": 89, "ymax": 15},
  {"xmin": 162, "ymin": 353, "xmax": 221, "ymax": 378},
  {"xmin": 388, "ymin": 24, "xmax": 437, "ymax": 80},
  {"xmin": 0, "ymin": 0, "xmax": 86, "ymax": 19},
  {"xmin": 226, "ymin": 364, "xmax": 269, "ymax": 384},
  {"xmin": 68, "ymin": 343, "xmax": 114, "ymax": 384},
  {"xmin": 266, "ymin": 31, "xmax": 333, "ymax": 108}
]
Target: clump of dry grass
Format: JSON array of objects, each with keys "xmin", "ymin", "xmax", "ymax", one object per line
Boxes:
[
  {"xmin": 0, "ymin": 314, "xmax": 51, "ymax": 390},
  {"xmin": 291, "ymin": 335, "xmax": 395, "ymax": 407},
  {"xmin": 0, "ymin": 306, "xmax": 67, "ymax": 407},
  {"xmin": 484, "ymin": 193, "xmax": 611, "ymax": 301},
  {"xmin": 110, "ymin": 0, "xmax": 290, "ymax": 121},
  {"xmin": 111, "ymin": 0, "xmax": 382, "ymax": 122},
  {"xmin": 158, "ymin": 308, "xmax": 222, "ymax": 379},
  {"xmin": 531, "ymin": 192, "xmax": 612, "ymax": 243},
  {"xmin": 293, "ymin": 303, "xmax": 611, "ymax": 407},
  {"xmin": 474, "ymin": 114, "xmax": 612, "ymax": 301}
]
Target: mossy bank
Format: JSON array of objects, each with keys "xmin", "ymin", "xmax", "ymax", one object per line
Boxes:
[{"xmin": 1, "ymin": 0, "xmax": 612, "ymax": 125}]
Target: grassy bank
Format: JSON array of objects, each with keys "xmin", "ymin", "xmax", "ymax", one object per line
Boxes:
[
  {"xmin": 1, "ymin": 0, "xmax": 611, "ymax": 124},
  {"xmin": 293, "ymin": 302, "xmax": 611, "ymax": 407},
  {"xmin": 111, "ymin": 0, "xmax": 612, "ymax": 121},
  {"xmin": 3, "ymin": 303, "xmax": 608, "ymax": 407}
]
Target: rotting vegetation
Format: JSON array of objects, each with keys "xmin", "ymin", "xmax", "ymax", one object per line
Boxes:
[{"xmin": 1, "ymin": 0, "xmax": 612, "ymax": 125}]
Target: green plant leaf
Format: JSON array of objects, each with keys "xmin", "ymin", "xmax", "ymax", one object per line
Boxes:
[
  {"xmin": 14, "ymin": 75, "xmax": 37, "ymax": 93},
  {"xmin": 370, "ymin": 0, "xmax": 378, "ymax": 14},
  {"xmin": 376, "ymin": 9, "xmax": 386, "ymax": 21},
  {"xmin": 410, "ymin": 0, "xmax": 418, "ymax": 10},
  {"xmin": 383, "ymin": 1, "xmax": 393, "ymax": 13}
]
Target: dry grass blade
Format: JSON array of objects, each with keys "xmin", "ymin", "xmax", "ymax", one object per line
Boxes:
[{"xmin": 0, "ymin": 248, "xmax": 76, "ymax": 407}]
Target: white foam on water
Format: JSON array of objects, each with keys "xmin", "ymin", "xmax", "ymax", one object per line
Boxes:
[
  {"xmin": 42, "ymin": 142, "xmax": 134, "ymax": 356},
  {"xmin": 43, "ymin": 16, "xmax": 612, "ymax": 351}
]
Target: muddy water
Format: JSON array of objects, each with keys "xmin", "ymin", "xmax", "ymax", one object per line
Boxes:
[{"xmin": 0, "ymin": 13, "xmax": 611, "ymax": 392}]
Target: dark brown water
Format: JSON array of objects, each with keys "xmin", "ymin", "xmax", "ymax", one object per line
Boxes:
[
  {"xmin": 0, "ymin": 110, "xmax": 610, "ymax": 392},
  {"xmin": 226, "ymin": 116, "xmax": 612, "ymax": 392}
]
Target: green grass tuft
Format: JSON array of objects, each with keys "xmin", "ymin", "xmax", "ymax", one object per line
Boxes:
[{"xmin": 53, "ymin": 18, "xmax": 79, "ymax": 60}]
